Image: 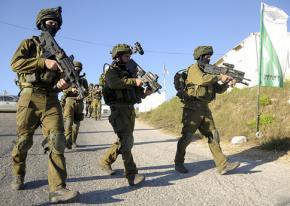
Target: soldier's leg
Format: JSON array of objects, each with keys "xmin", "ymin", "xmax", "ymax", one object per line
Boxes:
[
  {"xmin": 198, "ymin": 108, "xmax": 228, "ymax": 172},
  {"xmin": 72, "ymin": 102, "xmax": 84, "ymax": 146},
  {"xmin": 41, "ymin": 101, "xmax": 67, "ymax": 193},
  {"xmin": 175, "ymin": 107, "xmax": 201, "ymax": 166},
  {"xmin": 63, "ymin": 100, "xmax": 74, "ymax": 149},
  {"xmin": 100, "ymin": 141, "xmax": 120, "ymax": 166},
  {"xmin": 118, "ymin": 131, "xmax": 137, "ymax": 177},
  {"xmin": 11, "ymin": 92, "xmax": 41, "ymax": 190},
  {"xmin": 89, "ymin": 102, "xmax": 93, "ymax": 117},
  {"xmin": 72, "ymin": 121, "xmax": 80, "ymax": 146},
  {"xmin": 91, "ymin": 100, "xmax": 96, "ymax": 118},
  {"xmin": 98, "ymin": 103, "xmax": 102, "ymax": 120},
  {"xmin": 85, "ymin": 103, "xmax": 89, "ymax": 117}
]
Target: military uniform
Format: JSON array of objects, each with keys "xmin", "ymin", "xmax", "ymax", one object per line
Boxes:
[
  {"xmin": 91, "ymin": 85, "xmax": 102, "ymax": 120},
  {"xmin": 85, "ymin": 84, "xmax": 93, "ymax": 117},
  {"xmin": 100, "ymin": 44, "xmax": 147, "ymax": 186},
  {"xmin": 63, "ymin": 61, "xmax": 88, "ymax": 148},
  {"xmin": 175, "ymin": 46, "xmax": 240, "ymax": 174},
  {"xmin": 10, "ymin": 6, "xmax": 78, "ymax": 203}
]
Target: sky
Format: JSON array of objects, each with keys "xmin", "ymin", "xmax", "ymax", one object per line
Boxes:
[{"xmin": 0, "ymin": 0, "xmax": 289, "ymax": 98}]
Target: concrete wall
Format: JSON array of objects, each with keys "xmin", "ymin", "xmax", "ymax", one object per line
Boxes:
[{"xmin": 138, "ymin": 91, "xmax": 166, "ymax": 112}]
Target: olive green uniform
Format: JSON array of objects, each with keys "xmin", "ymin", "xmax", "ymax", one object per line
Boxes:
[
  {"xmin": 11, "ymin": 37, "xmax": 67, "ymax": 192},
  {"xmin": 85, "ymin": 87, "xmax": 93, "ymax": 117},
  {"xmin": 175, "ymin": 64, "xmax": 229, "ymax": 173},
  {"xmin": 100, "ymin": 62, "xmax": 145, "ymax": 178},
  {"xmin": 91, "ymin": 88, "xmax": 102, "ymax": 120},
  {"xmin": 63, "ymin": 78, "xmax": 88, "ymax": 148}
]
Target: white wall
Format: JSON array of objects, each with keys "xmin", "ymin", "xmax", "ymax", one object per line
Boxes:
[
  {"xmin": 138, "ymin": 91, "xmax": 166, "ymax": 112},
  {"xmin": 215, "ymin": 32, "xmax": 290, "ymax": 88}
]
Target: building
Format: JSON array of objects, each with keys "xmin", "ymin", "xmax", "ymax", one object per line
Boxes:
[
  {"xmin": 215, "ymin": 32, "xmax": 290, "ymax": 87},
  {"xmin": 138, "ymin": 91, "xmax": 166, "ymax": 112}
]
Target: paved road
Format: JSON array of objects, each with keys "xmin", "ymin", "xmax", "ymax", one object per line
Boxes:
[{"xmin": 1, "ymin": 113, "xmax": 290, "ymax": 206}]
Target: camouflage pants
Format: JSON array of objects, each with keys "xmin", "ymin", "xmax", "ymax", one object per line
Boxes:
[
  {"xmin": 100, "ymin": 105, "xmax": 137, "ymax": 177},
  {"xmin": 12, "ymin": 88, "xmax": 67, "ymax": 192},
  {"xmin": 85, "ymin": 101, "xmax": 92, "ymax": 117},
  {"xmin": 64, "ymin": 98, "xmax": 84, "ymax": 146},
  {"xmin": 92, "ymin": 99, "xmax": 101, "ymax": 120},
  {"xmin": 175, "ymin": 103, "xmax": 227, "ymax": 172}
]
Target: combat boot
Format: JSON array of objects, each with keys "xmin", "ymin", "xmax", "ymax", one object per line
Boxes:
[
  {"xmin": 175, "ymin": 163, "xmax": 188, "ymax": 173},
  {"xmin": 127, "ymin": 174, "xmax": 145, "ymax": 186},
  {"xmin": 49, "ymin": 188, "xmax": 79, "ymax": 204},
  {"xmin": 219, "ymin": 161, "xmax": 240, "ymax": 175},
  {"xmin": 11, "ymin": 175, "xmax": 24, "ymax": 190},
  {"xmin": 100, "ymin": 163, "xmax": 116, "ymax": 175}
]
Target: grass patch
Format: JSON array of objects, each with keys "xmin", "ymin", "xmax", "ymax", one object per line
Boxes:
[{"xmin": 139, "ymin": 81, "xmax": 290, "ymax": 151}]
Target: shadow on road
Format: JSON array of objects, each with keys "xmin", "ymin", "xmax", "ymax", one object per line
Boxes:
[
  {"xmin": 226, "ymin": 145, "xmax": 289, "ymax": 175},
  {"xmin": 78, "ymin": 128, "xmax": 159, "ymax": 135}
]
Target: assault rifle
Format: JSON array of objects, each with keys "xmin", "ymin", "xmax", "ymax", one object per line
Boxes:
[
  {"xmin": 38, "ymin": 31, "xmax": 85, "ymax": 98},
  {"xmin": 126, "ymin": 59, "xmax": 162, "ymax": 93},
  {"xmin": 202, "ymin": 62, "xmax": 251, "ymax": 86}
]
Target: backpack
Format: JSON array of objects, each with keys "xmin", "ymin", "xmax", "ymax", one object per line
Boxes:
[{"xmin": 174, "ymin": 68, "xmax": 188, "ymax": 101}]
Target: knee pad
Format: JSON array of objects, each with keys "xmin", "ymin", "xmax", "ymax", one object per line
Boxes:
[
  {"xmin": 50, "ymin": 133, "xmax": 66, "ymax": 154},
  {"xmin": 15, "ymin": 135, "xmax": 33, "ymax": 153}
]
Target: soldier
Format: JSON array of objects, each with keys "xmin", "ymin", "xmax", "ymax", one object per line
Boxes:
[
  {"xmin": 91, "ymin": 84, "xmax": 102, "ymax": 120},
  {"xmin": 174, "ymin": 46, "xmax": 240, "ymax": 175},
  {"xmin": 85, "ymin": 83, "xmax": 93, "ymax": 117},
  {"xmin": 10, "ymin": 7, "xmax": 79, "ymax": 203},
  {"xmin": 99, "ymin": 44, "xmax": 152, "ymax": 186},
  {"xmin": 63, "ymin": 61, "xmax": 88, "ymax": 149}
]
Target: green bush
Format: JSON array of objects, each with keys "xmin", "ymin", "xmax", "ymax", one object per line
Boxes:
[
  {"xmin": 247, "ymin": 114, "xmax": 274, "ymax": 129},
  {"xmin": 259, "ymin": 94, "xmax": 271, "ymax": 106}
]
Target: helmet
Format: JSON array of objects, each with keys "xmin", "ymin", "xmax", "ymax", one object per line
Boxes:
[
  {"xmin": 36, "ymin": 6, "xmax": 62, "ymax": 30},
  {"xmin": 73, "ymin": 60, "xmax": 83, "ymax": 69},
  {"xmin": 193, "ymin": 46, "xmax": 213, "ymax": 60},
  {"xmin": 111, "ymin": 44, "xmax": 132, "ymax": 59},
  {"xmin": 73, "ymin": 60, "xmax": 82, "ymax": 73}
]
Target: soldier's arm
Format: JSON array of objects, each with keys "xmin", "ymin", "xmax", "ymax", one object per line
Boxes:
[
  {"xmin": 214, "ymin": 82, "xmax": 229, "ymax": 94},
  {"xmin": 105, "ymin": 69, "xmax": 136, "ymax": 89},
  {"xmin": 11, "ymin": 39, "xmax": 46, "ymax": 74},
  {"xmin": 189, "ymin": 65, "xmax": 219, "ymax": 86}
]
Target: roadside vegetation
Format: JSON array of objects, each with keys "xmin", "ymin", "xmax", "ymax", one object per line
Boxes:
[{"xmin": 138, "ymin": 82, "xmax": 290, "ymax": 151}]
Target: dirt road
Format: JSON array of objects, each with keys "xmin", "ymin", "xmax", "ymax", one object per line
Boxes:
[{"xmin": 0, "ymin": 113, "xmax": 290, "ymax": 205}]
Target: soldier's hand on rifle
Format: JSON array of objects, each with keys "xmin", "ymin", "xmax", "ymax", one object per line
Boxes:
[
  {"xmin": 72, "ymin": 87, "xmax": 78, "ymax": 94},
  {"xmin": 228, "ymin": 79, "xmax": 237, "ymax": 87},
  {"xmin": 45, "ymin": 59, "xmax": 62, "ymax": 71},
  {"xmin": 135, "ymin": 79, "xmax": 143, "ymax": 87},
  {"xmin": 57, "ymin": 78, "xmax": 69, "ymax": 90},
  {"xmin": 144, "ymin": 87, "xmax": 153, "ymax": 96},
  {"xmin": 220, "ymin": 74, "xmax": 232, "ymax": 83}
]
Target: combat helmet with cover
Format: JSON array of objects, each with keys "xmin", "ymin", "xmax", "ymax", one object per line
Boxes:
[
  {"xmin": 193, "ymin": 46, "xmax": 213, "ymax": 60},
  {"xmin": 36, "ymin": 6, "xmax": 62, "ymax": 30},
  {"xmin": 111, "ymin": 44, "xmax": 132, "ymax": 59}
]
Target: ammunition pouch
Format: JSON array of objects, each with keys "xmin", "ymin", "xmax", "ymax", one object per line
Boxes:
[
  {"xmin": 103, "ymin": 87, "xmax": 142, "ymax": 105},
  {"xmin": 23, "ymin": 70, "xmax": 57, "ymax": 85},
  {"xmin": 185, "ymin": 84, "xmax": 215, "ymax": 102}
]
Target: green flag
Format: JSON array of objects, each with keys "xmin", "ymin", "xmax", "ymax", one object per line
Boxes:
[{"xmin": 259, "ymin": 3, "xmax": 288, "ymax": 87}]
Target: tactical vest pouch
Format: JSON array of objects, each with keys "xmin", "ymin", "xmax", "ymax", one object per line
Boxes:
[
  {"xmin": 40, "ymin": 71, "xmax": 57, "ymax": 84},
  {"xmin": 25, "ymin": 73, "xmax": 40, "ymax": 83}
]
